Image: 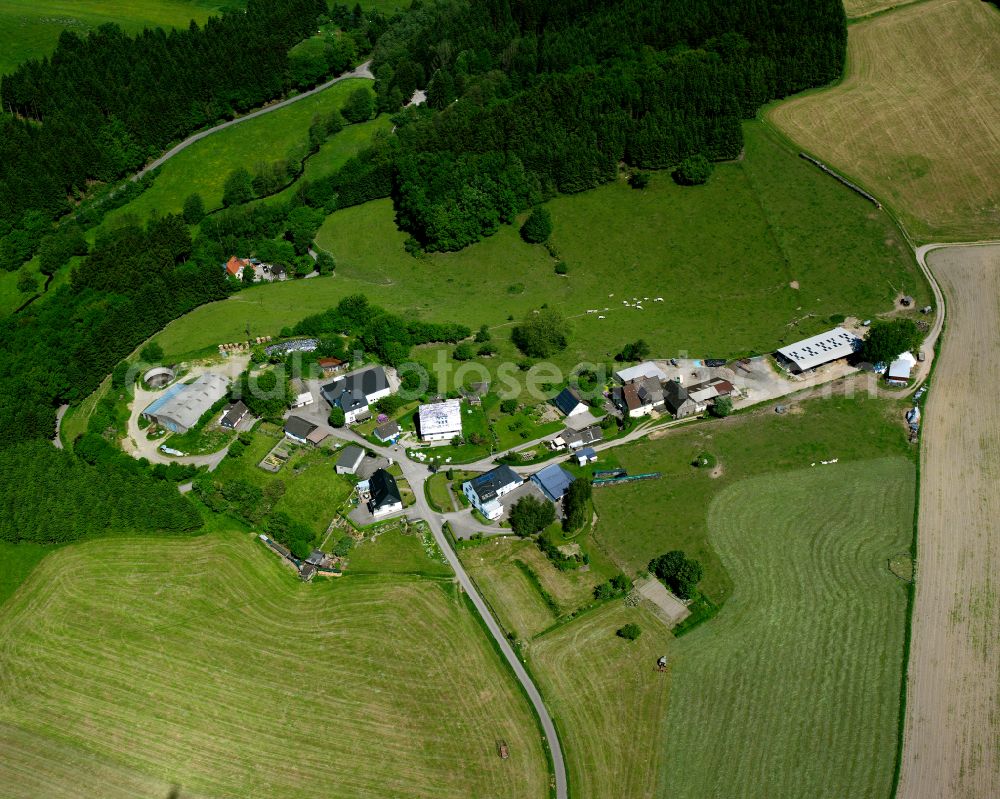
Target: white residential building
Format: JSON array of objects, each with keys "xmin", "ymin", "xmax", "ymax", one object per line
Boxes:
[
  {"xmin": 418, "ymin": 399, "xmax": 463, "ymax": 442},
  {"xmin": 463, "ymin": 466, "xmax": 523, "ymax": 520}
]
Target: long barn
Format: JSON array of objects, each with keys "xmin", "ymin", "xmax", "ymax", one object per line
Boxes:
[{"xmin": 775, "ymin": 328, "xmax": 861, "ymax": 373}]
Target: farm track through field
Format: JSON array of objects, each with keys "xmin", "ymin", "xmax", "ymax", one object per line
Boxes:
[
  {"xmin": 133, "ymin": 61, "xmax": 374, "ymax": 180},
  {"xmin": 897, "ymin": 244, "xmax": 1000, "ymax": 798}
]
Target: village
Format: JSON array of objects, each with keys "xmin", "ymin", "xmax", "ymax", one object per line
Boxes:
[{"xmin": 131, "ymin": 313, "xmax": 928, "ymax": 588}]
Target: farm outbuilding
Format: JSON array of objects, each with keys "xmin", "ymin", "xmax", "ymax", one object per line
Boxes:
[
  {"xmin": 418, "ymin": 399, "xmax": 463, "ymax": 441},
  {"xmin": 775, "ymin": 328, "xmax": 861, "ymax": 373},
  {"xmin": 142, "ymin": 373, "xmax": 229, "ymax": 433},
  {"xmin": 531, "ymin": 464, "xmax": 576, "ymax": 502},
  {"xmin": 336, "ymin": 445, "xmax": 366, "ymax": 475},
  {"xmin": 143, "ymin": 366, "xmax": 175, "ymax": 389}
]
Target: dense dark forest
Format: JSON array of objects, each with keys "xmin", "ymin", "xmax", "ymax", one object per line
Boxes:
[
  {"xmin": 344, "ymin": 0, "xmax": 847, "ymax": 250},
  {"xmin": 0, "ymin": 0, "xmax": 328, "ymax": 243},
  {"xmin": 0, "ymin": 441, "xmax": 202, "ymax": 543}
]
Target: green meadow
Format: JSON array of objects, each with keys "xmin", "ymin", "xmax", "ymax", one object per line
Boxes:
[{"xmin": 150, "ymin": 122, "xmax": 928, "ymax": 367}]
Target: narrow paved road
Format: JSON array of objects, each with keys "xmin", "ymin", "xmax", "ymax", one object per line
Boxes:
[
  {"xmin": 133, "ymin": 61, "xmax": 374, "ymax": 180},
  {"xmin": 52, "ymin": 404, "xmax": 68, "ymax": 449}
]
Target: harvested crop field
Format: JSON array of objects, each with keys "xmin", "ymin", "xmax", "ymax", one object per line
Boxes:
[
  {"xmin": 768, "ymin": 0, "xmax": 1000, "ymax": 242},
  {"xmin": 897, "ymin": 244, "xmax": 1000, "ymax": 799},
  {"xmin": 0, "ymin": 534, "xmax": 548, "ymax": 799},
  {"xmin": 660, "ymin": 459, "xmax": 914, "ymax": 798}
]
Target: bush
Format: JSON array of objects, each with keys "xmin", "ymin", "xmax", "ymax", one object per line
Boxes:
[
  {"xmin": 16, "ymin": 268, "xmax": 38, "ymax": 294},
  {"xmin": 453, "ymin": 341, "xmax": 476, "ymax": 361},
  {"xmin": 628, "ymin": 171, "xmax": 651, "ymax": 189},
  {"xmin": 500, "ymin": 399, "xmax": 518, "ymax": 414},
  {"xmin": 710, "ymin": 397, "xmax": 733, "ymax": 418},
  {"xmin": 182, "ymin": 193, "xmax": 205, "ymax": 224},
  {"xmin": 222, "ymin": 168, "xmax": 254, "ymax": 207},
  {"xmin": 333, "ymin": 535, "xmax": 354, "ymax": 557},
  {"xmin": 509, "ymin": 496, "xmax": 555, "ymax": 537},
  {"xmin": 512, "ymin": 308, "xmax": 568, "ymax": 358},
  {"xmin": 562, "ymin": 478, "xmax": 592, "ymax": 532},
  {"xmin": 554, "ymin": 260, "xmax": 568, "ymax": 275},
  {"xmin": 227, "ymin": 440, "xmax": 245, "ymax": 458},
  {"xmin": 673, "ymin": 154, "xmax": 713, "ymax": 186},
  {"xmin": 341, "ymin": 87, "xmax": 375, "ymax": 122},
  {"xmin": 861, "ymin": 318, "xmax": 922, "ymax": 365},
  {"xmin": 140, "ymin": 342, "xmax": 164, "ymax": 362},
  {"xmin": 520, "ymin": 207, "xmax": 552, "ymax": 244},
  {"xmin": 616, "ymin": 339, "xmax": 650, "ymax": 362},
  {"xmin": 475, "ymin": 324, "xmax": 491, "ymax": 343},
  {"xmin": 328, "ymin": 406, "xmax": 345, "ymax": 427},
  {"xmin": 477, "ymin": 342, "xmax": 497, "ymax": 356},
  {"xmin": 617, "ymin": 623, "xmax": 642, "ymax": 641},
  {"xmin": 649, "ymin": 550, "xmax": 704, "ymax": 600}
]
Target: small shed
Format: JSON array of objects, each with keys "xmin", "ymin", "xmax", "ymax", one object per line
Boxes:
[
  {"xmin": 887, "ymin": 352, "xmax": 916, "ymax": 386},
  {"xmin": 574, "ymin": 447, "xmax": 598, "ymax": 466}
]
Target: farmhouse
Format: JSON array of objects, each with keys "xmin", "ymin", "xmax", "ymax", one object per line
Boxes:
[
  {"xmin": 615, "ymin": 361, "xmax": 667, "ymax": 384},
  {"xmin": 336, "ymin": 444, "xmax": 366, "ymax": 475},
  {"xmin": 374, "ymin": 419, "xmax": 402, "ymax": 443},
  {"xmin": 887, "ymin": 351, "xmax": 917, "ymax": 386},
  {"xmin": 553, "ymin": 386, "xmax": 588, "ymax": 417},
  {"xmin": 531, "ymin": 464, "xmax": 576, "ymax": 503},
  {"xmin": 418, "ymin": 399, "xmax": 463, "ymax": 442},
  {"xmin": 463, "ymin": 466, "xmax": 523, "ymax": 520},
  {"xmin": 284, "ymin": 416, "xmax": 317, "ymax": 444},
  {"xmin": 220, "ymin": 400, "xmax": 250, "ymax": 430},
  {"xmin": 141, "ymin": 373, "xmax": 229, "ymax": 433},
  {"xmin": 321, "ymin": 366, "xmax": 392, "ymax": 424},
  {"xmin": 225, "ymin": 256, "xmax": 250, "ymax": 279},
  {"xmin": 368, "ymin": 469, "xmax": 403, "ymax": 517},
  {"xmin": 663, "ymin": 381, "xmax": 702, "ymax": 419},
  {"xmin": 290, "ymin": 379, "xmax": 313, "ymax": 408},
  {"xmin": 318, "ymin": 357, "xmax": 347, "ymax": 376},
  {"xmin": 613, "ymin": 375, "xmax": 664, "ymax": 418},
  {"xmin": 775, "ymin": 327, "xmax": 861, "ymax": 373}
]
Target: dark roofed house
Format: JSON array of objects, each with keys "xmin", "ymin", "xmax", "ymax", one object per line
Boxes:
[
  {"xmin": 368, "ymin": 468, "xmax": 403, "ymax": 517},
  {"xmin": 220, "ymin": 400, "xmax": 250, "ymax": 430},
  {"xmin": 306, "ymin": 549, "xmax": 326, "ymax": 567},
  {"xmin": 663, "ymin": 381, "xmax": 702, "ymax": 419},
  {"xmin": 299, "ymin": 563, "xmax": 317, "ymax": 581},
  {"xmin": 284, "ymin": 415, "xmax": 318, "ymax": 443},
  {"xmin": 613, "ymin": 382, "xmax": 645, "ymax": 418},
  {"xmin": 374, "ymin": 419, "xmax": 402, "ymax": 442},
  {"xmin": 321, "ymin": 366, "xmax": 391, "ymax": 424},
  {"xmin": 462, "ymin": 465, "xmax": 523, "ymax": 520},
  {"xmin": 553, "ymin": 386, "xmax": 588, "ymax": 417}
]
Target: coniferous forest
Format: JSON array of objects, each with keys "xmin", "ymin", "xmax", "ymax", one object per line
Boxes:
[{"xmin": 0, "ymin": 0, "xmax": 847, "ymax": 543}]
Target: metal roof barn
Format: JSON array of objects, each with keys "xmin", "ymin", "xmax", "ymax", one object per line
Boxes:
[{"xmin": 775, "ymin": 328, "xmax": 860, "ymax": 373}]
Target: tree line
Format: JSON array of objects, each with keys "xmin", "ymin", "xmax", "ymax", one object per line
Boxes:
[{"xmin": 323, "ymin": 0, "xmax": 847, "ymax": 251}]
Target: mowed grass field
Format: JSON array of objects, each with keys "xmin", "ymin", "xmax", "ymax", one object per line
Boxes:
[
  {"xmin": 593, "ymin": 393, "xmax": 914, "ymax": 605},
  {"xmin": 98, "ymin": 78, "xmax": 377, "ymax": 231},
  {"xmin": 768, "ymin": 0, "xmax": 1000, "ymax": 242},
  {"xmin": 659, "ymin": 458, "xmax": 913, "ymax": 798},
  {"xmin": 0, "ymin": 0, "xmax": 234, "ymax": 76},
  {"xmin": 0, "ymin": 533, "xmax": 549, "ymax": 799},
  {"xmin": 529, "ymin": 603, "xmax": 670, "ymax": 799},
  {"xmin": 151, "ymin": 122, "xmax": 927, "ymax": 363}
]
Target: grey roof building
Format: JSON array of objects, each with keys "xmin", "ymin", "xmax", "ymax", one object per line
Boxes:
[
  {"xmin": 284, "ymin": 416, "xmax": 317, "ymax": 442},
  {"xmin": 336, "ymin": 444, "xmax": 366, "ymax": 475},
  {"xmin": 141, "ymin": 372, "xmax": 229, "ymax": 433},
  {"xmin": 220, "ymin": 400, "xmax": 250, "ymax": 430},
  {"xmin": 663, "ymin": 381, "xmax": 701, "ymax": 419},
  {"xmin": 321, "ymin": 366, "xmax": 391, "ymax": 422},
  {"xmin": 564, "ymin": 425, "xmax": 603, "ymax": 449},
  {"xmin": 465, "ymin": 465, "xmax": 523, "ymax": 505},
  {"xmin": 374, "ymin": 419, "xmax": 402, "ymax": 442}
]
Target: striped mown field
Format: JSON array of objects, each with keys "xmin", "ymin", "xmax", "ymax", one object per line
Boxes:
[
  {"xmin": 0, "ymin": 534, "xmax": 548, "ymax": 799},
  {"xmin": 659, "ymin": 458, "xmax": 914, "ymax": 798},
  {"xmin": 768, "ymin": 0, "xmax": 1000, "ymax": 242}
]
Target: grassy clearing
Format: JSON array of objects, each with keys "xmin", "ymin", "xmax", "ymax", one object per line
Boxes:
[
  {"xmin": 768, "ymin": 0, "xmax": 1000, "ymax": 242},
  {"xmin": 843, "ymin": 0, "xmax": 924, "ymax": 18},
  {"xmin": 97, "ymin": 78, "xmax": 373, "ymax": 231},
  {"xmin": 659, "ymin": 458, "xmax": 913, "ymax": 797},
  {"xmin": 346, "ymin": 528, "xmax": 451, "ymax": 576},
  {"xmin": 530, "ymin": 602, "xmax": 670, "ymax": 799},
  {"xmin": 463, "ymin": 537, "xmax": 612, "ymax": 640},
  {"xmin": 593, "ymin": 393, "xmax": 914, "ymax": 604},
  {"xmin": 151, "ymin": 121, "xmax": 925, "ymax": 364},
  {"xmin": 0, "ymin": 0, "xmax": 235, "ymax": 77},
  {"xmin": 0, "ymin": 533, "xmax": 549, "ymax": 799}
]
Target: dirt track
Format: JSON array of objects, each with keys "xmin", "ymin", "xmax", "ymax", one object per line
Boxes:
[{"xmin": 898, "ymin": 244, "xmax": 1000, "ymax": 798}]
